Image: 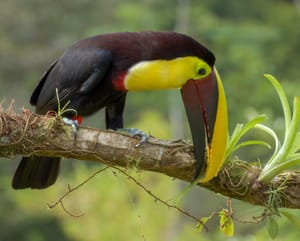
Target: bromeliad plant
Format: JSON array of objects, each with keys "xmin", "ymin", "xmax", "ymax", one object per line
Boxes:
[
  {"xmin": 225, "ymin": 74, "xmax": 300, "ymax": 183},
  {"xmin": 258, "ymin": 75, "xmax": 300, "ymax": 182}
]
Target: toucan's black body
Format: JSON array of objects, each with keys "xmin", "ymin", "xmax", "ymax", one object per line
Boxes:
[{"xmin": 12, "ymin": 32, "xmax": 220, "ymax": 189}]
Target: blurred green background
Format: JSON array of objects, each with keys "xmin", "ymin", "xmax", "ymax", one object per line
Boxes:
[{"xmin": 1, "ymin": 0, "xmax": 300, "ymax": 240}]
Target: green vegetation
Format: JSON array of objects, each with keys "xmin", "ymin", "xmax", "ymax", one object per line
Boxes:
[
  {"xmin": 225, "ymin": 74, "xmax": 300, "ymax": 183},
  {"xmin": 259, "ymin": 75, "xmax": 300, "ymax": 182},
  {"xmin": 1, "ymin": 0, "xmax": 300, "ymax": 240}
]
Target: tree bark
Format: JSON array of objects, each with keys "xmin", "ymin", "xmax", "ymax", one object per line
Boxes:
[{"xmin": 1, "ymin": 106, "xmax": 300, "ymax": 209}]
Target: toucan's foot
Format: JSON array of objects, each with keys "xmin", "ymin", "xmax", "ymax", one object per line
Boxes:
[
  {"xmin": 118, "ymin": 128, "xmax": 148, "ymax": 147},
  {"xmin": 63, "ymin": 117, "xmax": 80, "ymax": 139}
]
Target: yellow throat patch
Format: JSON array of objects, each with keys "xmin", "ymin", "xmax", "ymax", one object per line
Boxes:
[{"xmin": 124, "ymin": 57, "xmax": 211, "ymax": 90}]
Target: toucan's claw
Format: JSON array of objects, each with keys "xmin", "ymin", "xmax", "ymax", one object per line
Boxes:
[
  {"xmin": 118, "ymin": 128, "xmax": 148, "ymax": 148},
  {"xmin": 63, "ymin": 117, "xmax": 79, "ymax": 140}
]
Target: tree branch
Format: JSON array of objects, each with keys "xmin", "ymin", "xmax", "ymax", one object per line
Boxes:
[{"xmin": 1, "ymin": 105, "xmax": 300, "ymax": 209}]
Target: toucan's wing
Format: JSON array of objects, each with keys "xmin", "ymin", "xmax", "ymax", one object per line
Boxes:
[
  {"xmin": 33, "ymin": 48, "xmax": 112, "ymax": 114},
  {"xmin": 30, "ymin": 58, "xmax": 59, "ymax": 106}
]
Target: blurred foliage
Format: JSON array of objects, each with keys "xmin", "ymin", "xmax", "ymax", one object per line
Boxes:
[{"xmin": 1, "ymin": 0, "xmax": 300, "ymax": 240}]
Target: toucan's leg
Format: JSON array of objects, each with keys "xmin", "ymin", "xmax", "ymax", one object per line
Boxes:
[
  {"xmin": 105, "ymin": 93, "xmax": 126, "ymax": 130},
  {"xmin": 105, "ymin": 94, "xmax": 148, "ymax": 147},
  {"xmin": 105, "ymin": 94, "xmax": 127, "ymax": 130}
]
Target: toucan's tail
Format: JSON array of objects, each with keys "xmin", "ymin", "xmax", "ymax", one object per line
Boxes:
[{"xmin": 12, "ymin": 156, "xmax": 60, "ymax": 189}]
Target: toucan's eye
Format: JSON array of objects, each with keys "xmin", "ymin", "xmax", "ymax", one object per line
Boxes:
[
  {"xmin": 194, "ymin": 61, "xmax": 211, "ymax": 79},
  {"xmin": 197, "ymin": 67, "xmax": 207, "ymax": 76}
]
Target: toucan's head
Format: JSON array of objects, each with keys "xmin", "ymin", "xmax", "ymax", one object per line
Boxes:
[{"xmin": 115, "ymin": 48, "xmax": 228, "ymax": 183}]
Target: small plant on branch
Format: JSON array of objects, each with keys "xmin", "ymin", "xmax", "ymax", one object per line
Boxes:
[
  {"xmin": 224, "ymin": 74, "xmax": 300, "ymax": 183},
  {"xmin": 258, "ymin": 75, "xmax": 300, "ymax": 182}
]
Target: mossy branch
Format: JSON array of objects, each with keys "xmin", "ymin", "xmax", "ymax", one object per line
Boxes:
[{"xmin": 1, "ymin": 106, "xmax": 300, "ymax": 209}]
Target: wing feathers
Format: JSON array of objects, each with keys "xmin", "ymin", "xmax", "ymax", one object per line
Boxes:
[
  {"xmin": 30, "ymin": 58, "xmax": 59, "ymax": 106},
  {"xmin": 34, "ymin": 49, "xmax": 112, "ymax": 114}
]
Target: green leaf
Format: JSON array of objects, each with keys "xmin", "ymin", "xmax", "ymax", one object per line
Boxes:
[
  {"xmin": 289, "ymin": 132, "xmax": 300, "ymax": 156},
  {"xmin": 195, "ymin": 223, "xmax": 204, "ymax": 233},
  {"xmin": 230, "ymin": 140, "xmax": 271, "ymax": 154},
  {"xmin": 195, "ymin": 216, "xmax": 210, "ymax": 233},
  {"xmin": 255, "ymin": 124, "xmax": 280, "ymax": 160},
  {"xmin": 219, "ymin": 211, "xmax": 234, "ymax": 237},
  {"xmin": 225, "ymin": 115, "xmax": 267, "ymax": 162},
  {"xmin": 266, "ymin": 154, "xmax": 300, "ymax": 174},
  {"xmin": 264, "ymin": 74, "xmax": 291, "ymax": 139},
  {"xmin": 258, "ymin": 73, "xmax": 300, "ymax": 182},
  {"xmin": 267, "ymin": 216, "xmax": 279, "ymax": 240},
  {"xmin": 259, "ymin": 97, "xmax": 300, "ymax": 181}
]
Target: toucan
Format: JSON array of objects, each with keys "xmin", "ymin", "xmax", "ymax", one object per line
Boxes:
[{"xmin": 12, "ymin": 31, "xmax": 228, "ymax": 189}]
